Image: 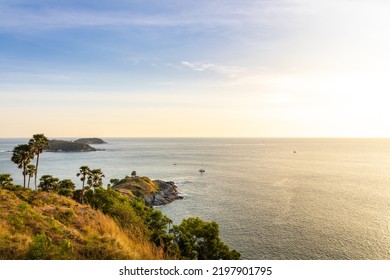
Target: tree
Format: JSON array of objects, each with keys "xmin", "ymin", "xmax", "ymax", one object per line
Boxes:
[
  {"xmin": 87, "ymin": 169, "xmax": 105, "ymax": 188},
  {"xmin": 38, "ymin": 175, "xmax": 60, "ymax": 192},
  {"xmin": 57, "ymin": 179, "xmax": 76, "ymax": 197},
  {"xmin": 0, "ymin": 173, "xmax": 14, "ymax": 188},
  {"xmin": 29, "ymin": 134, "xmax": 49, "ymax": 190},
  {"xmin": 108, "ymin": 178, "xmax": 119, "ymax": 187},
  {"xmin": 131, "ymin": 171, "xmax": 137, "ymax": 177},
  {"xmin": 172, "ymin": 217, "xmax": 240, "ymax": 260},
  {"xmin": 11, "ymin": 144, "xmax": 34, "ymax": 188},
  {"xmin": 77, "ymin": 166, "xmax": 90, "ymax": 191},
  {"xmin": 26, "ymin": 164, "xmax": 36, "ymax": 189}
]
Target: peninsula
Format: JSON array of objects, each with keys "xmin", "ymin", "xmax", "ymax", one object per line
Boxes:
[{"xmin": 112, "ymin": 176, "xmax": 183, "ymax": 206}]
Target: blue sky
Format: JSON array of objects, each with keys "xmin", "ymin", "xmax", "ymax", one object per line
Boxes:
[{"xmin": 1, "ymin": 0, "xmax": 390, "ymax": 137}]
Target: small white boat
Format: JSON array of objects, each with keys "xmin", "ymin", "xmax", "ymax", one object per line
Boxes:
[{"xmin": 199, "ymin": 163, "xmax": 205, "ymax": 173}]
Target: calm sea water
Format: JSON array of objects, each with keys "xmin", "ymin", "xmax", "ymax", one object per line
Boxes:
[{"xmin": 1, "ymin": 138, "xmax": 390, "ymax": 260}]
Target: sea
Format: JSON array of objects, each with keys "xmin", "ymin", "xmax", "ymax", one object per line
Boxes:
[{"xmin": 1, "ymin": 137, "xmax": 390, "ymax": 260}]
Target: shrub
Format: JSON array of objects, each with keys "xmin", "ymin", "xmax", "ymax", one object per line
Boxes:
[{"xmin": 172, "ymin": 217, "xmax": 240, "ymax": 260}]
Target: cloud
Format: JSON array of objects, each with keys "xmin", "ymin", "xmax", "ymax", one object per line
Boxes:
[{"xmin": 181, "ymin": 61, "xmax": 244, "ymax": 77}]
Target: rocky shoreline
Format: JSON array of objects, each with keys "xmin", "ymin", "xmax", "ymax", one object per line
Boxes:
[
  {"xmin": 113, "ymin": 176, "xmax": 183, "ymax": 207},
  {"xmin": 144, "ymin": 180, "xmax": 183, "ymax": 206}
]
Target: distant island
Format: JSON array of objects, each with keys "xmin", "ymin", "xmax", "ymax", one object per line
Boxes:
[
  {"xmin": 44, "ymin": 138, "xmax": 107, "ymax": 152},
  {"xmin": 46, "ymin": 139, "xmax": 98, "ymax": 152},
  {"xmin": 74, "ymin": 138, "xmax": 107, "ymax": 144}
]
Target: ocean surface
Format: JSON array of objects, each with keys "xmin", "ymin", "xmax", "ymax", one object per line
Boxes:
[{"xmin": 1, "ymin": 138, "xmax": 390, "ymax": 260}]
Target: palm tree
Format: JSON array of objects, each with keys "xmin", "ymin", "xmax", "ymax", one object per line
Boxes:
[
  {"xmin": 26, "ymin": 164, "xmax": 36, "ymax": 189},
  {"xmin": 77, "ymin": 166, "xmax": 91, "ymax": 190},
  {"xmin": 11, "ymin": 144, "xmax": 34, "ymax": 188},
  {"xmin": 88, "ymin": 169, "xmax": 105, "ymax": 188},
  {"xmin": 29, "ymin": 134, "xmax": 49, "ymax": 190}
]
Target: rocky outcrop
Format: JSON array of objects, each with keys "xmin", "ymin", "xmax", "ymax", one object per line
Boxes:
[
  {"xmin": 144, "ymin": 180, "xmax": 183, "ymax": 206},
  {"xmin": 113, "ymin": 176, "xmax": 182, "ymax": 207}
]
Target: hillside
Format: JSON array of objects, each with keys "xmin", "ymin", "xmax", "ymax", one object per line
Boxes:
[{"xmin": 0, "ymin": 188, "xmax": 163, "ymax": 260}]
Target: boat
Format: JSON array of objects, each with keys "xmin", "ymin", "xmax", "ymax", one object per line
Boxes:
[{"xmin": 199, "ymin": 163, "xmax": 205, "ymax": 173}]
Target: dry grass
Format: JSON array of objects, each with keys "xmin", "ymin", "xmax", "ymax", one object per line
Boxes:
[
  {"xmin": 114, "ymin": 176, "xmax": 159, "ymax": 197},
  {"xmin": 0, "ymin": 189, "xmax": 164, "ymax": 260}
]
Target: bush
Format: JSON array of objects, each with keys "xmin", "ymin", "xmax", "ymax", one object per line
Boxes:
[{"xmin": 172, "ymin": 217, "xmax": 240, "ymax": 260}]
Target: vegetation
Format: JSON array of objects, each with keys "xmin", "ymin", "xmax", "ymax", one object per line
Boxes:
[
  {"xmin": 1, "ymin": 134, "xmax": 240, "ymax": 260},
  {"xmin": 11, "ymin": 144, "xmax": 34, "ymax": 188},
  {"xmin": 172, "ymin": 217, "xmax": 240, "ymax": 260},
  {"xmin": 0, "ymin": 174, "xmax": 14, "ymax": 189},
  {"xmin": 77, "ymin": 166, "xmax": 90, "ymax": 191},
  {"xmin": 28, "ymin": 134, "xmax": 49, "ymax": 189},
  {"xmin": 26, "ymin": 164, "xmax": 36, "ymax": 189},
  {"xmin": 0, "ymin": 188, "xmax": 162, "ymax": 259}
]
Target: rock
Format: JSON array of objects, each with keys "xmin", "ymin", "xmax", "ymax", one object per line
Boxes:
[{"xmin": 149, "ymin": 180, "xmax": 183, "ymax": 206}]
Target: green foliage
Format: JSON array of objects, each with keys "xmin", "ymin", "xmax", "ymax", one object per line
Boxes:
[
  {"xmin": 109, "ymin": 178, "xmax": 120, "ymax": 186},
  {"xmin": 85, "ymin": 187, "xmax": 145, "ymax": 231},
  {"xmin": 172, "ymin": 217, "xmax": 240, "ymax": 260},
  {"xmin": 28, "ymin": 134, "xmax": 49, "ymax": 189},
  {"xmin": 0, "ymin": 173, "xmax": 14, "ymax": 189},
  {"xmin": 57, "ymin": 179, "xmax": 76, "ymax": 197},
  {"xmin": 11, "ymin": 144, "xmax": 34, "ymax": 188},
  {"xmin": 38, "ymin": 175, "xmax": 60, "ymax": 192},
  {"xmin": 26, "ymin": 164, "xmax": 36, "ymax": 189},
  {"xmin": 87, "ymin": 169, "xmax": 105, "ymax": 188},
  {"xmin": 28, "ymin": 134, "xmax": 49, "ymax": 155},
  {"xmin": 77, "ymin": 165, "xmax": 90, "ymax": 190},
  {"xmin": 27, "ymin": 232, "xmax": 51, "ymax": 259},
  {"xmin": 82, "ymin": 186, "xmax": 177, "ymax": 254}
]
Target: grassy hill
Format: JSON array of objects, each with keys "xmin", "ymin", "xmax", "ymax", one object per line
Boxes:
[
  {"xmin": 0, "ymin": 188, "xmax": 163, "ymax": 260},
  {"xmin": 113, "ymin": 176, "xmax": 158, "ymax": 198}
]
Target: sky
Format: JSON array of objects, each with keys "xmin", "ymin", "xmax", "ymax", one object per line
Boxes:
[{"xmin": 1, "ymin": 0, "xmax": 390, "ymax": 137}]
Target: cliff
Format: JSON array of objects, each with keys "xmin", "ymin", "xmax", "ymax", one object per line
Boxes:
[{"xmin": 113, "ymin": 176, "xmax": 183, "ymax": 207}]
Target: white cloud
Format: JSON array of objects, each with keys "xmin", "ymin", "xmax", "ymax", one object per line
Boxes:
[{"xmin": 181, "ymin": 61, "xmax": 244, "ymax": 78}]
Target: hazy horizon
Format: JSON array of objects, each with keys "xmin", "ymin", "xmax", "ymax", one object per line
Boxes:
[{"xmin": 1, "ymin": 1, "xmax": 390, "ymax": 138}]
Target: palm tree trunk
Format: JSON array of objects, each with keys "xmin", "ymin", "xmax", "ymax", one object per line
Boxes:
[
  {"xmin": 27, "ymin": 175, "xmax": 31, "ymax": 189},
  {"xmin": 23, "ymin": 165, "xmax": 26, "ymax": 188},
  {"xmin": 34, "ymin": 154, "xmax": 40, "ymax": 190}
]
